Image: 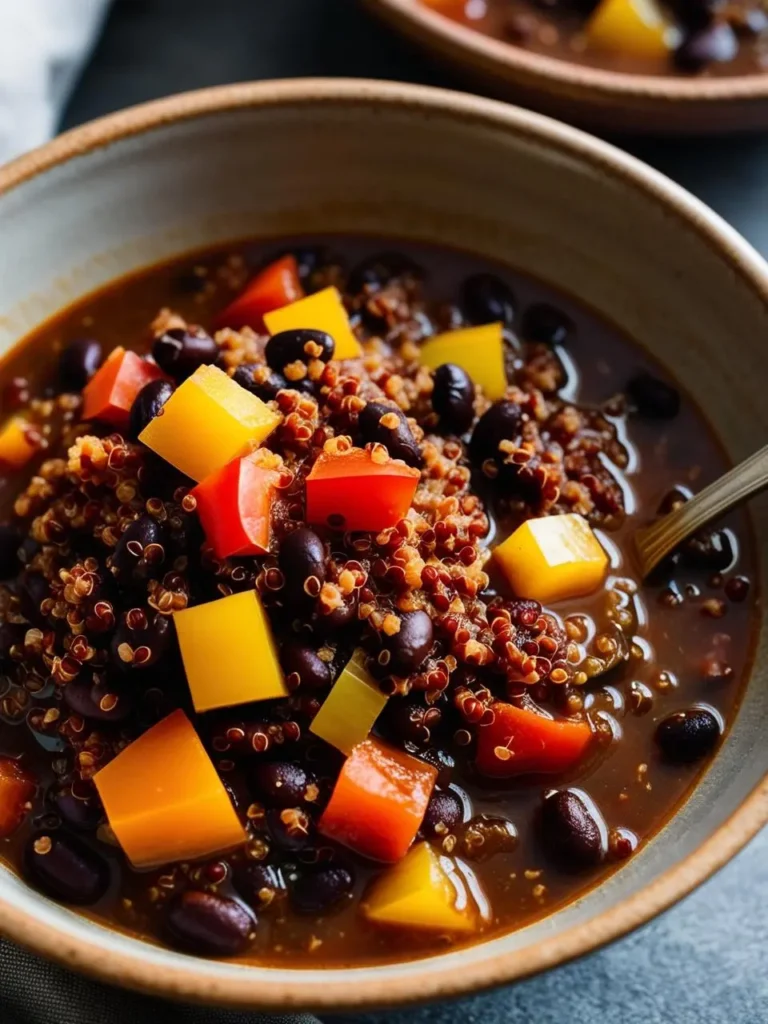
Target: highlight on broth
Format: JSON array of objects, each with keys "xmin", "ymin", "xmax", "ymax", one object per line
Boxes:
[{"xmin": 0, "ymin": 238, "xmax": 754, "ymax": 965}]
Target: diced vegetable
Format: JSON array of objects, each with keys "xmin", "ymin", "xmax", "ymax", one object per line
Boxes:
[
  {"xmin": 0, "ymin": 757, "xmax": 36, "ymax": 839},
  {"xmin": 420, "ymin": 323, "xmax": 506, "ymax": 401},
  {"xmin": 362, "ymin": 841, "xmax": 477, "ymax": 933},
  {"xmin": 215, "ymin": 254, "xmax": 303, "ymax": 331},
  {"xmin": 139, "ymin": 364, "xmax": 280, "ymax": 482},
  {"xmin": 82, "ymin": 347, "xmax": 165, "ymax": 430},
  {"xmin": 93, "ymin": 709, "xmax": 246, "ymax": 869},
  {"xmin": 0, "ymin": 418, "xmax": 38, "ymax": 470},
  {"xmin": 319, "ymin": 738, "xmax": 436, "ymax": 862},
  {"xmin": 306, "ymin": 447, "xmax": 420, "ymax": 532},
  {"xmin": 476, "ymin": 701, "xmax": 593, "ymax": 777},
  {"xmin": 192, "ymin": 453, "xmax": 277, "ymax": 560},
  {"xmin": 174, "ymin": 589, "xmax": 286, "ymax": 712},
  {"xmin": 310, "ymin": 650, "xmax": 388, "ymax": 754},
  {"xmin": 263, "ymin": 286, "xmax": 362, "ymax": 361},
  {"xmin": 586, "ymin": 0, "xmax": 671, "ymax": 57},
  {"xmin": 494, "ymin": 513, "xmax": 608, "ymax": 603}
]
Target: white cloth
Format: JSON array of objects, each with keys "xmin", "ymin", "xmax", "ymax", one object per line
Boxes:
[{"xmin": 0, "ymin": 0, "xmax": 109, "ymax": 163}]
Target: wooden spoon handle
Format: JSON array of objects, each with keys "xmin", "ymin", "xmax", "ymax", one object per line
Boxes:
[{"xmin": 634, "ymin": 443, "xmax": 768, "ymax": 579}]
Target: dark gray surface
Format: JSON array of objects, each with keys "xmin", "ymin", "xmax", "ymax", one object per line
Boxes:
[{"xmin": 57, "ymin": 2, "xmax": 768, "ymax": 1022}]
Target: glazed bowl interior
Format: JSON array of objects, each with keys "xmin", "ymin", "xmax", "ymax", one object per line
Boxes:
[
  {"xmin": 366, "ymin": 0, "xmax": 768, "ymax": 133},
  {"xmin": 0, "ymin": 79, "xmax": 767, "ymax": 1010}
]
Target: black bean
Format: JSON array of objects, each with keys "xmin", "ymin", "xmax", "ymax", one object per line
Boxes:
[
  {"xmin": 289, "ymin": 865, "xmax": 354, "ymax": 915},
  {"xmin": 421, "ymin": 789, "xmax": 464, "ymax": 838},
  {"xmin": 657, "ymin": 486, "xmax": 691, "ymax": 516},
  {"xmin": 24, "ymin": 832, "xmax": 109, "ymax": 905},
  {"xmin": 279, "ymin": 527, "xmax": 326, "ymax": 606},
  {"xmin": 232, "ymin": 862, "xmax": 287, "ymax": 909},
  {"xmin": 16, "ymin": 571, "xmax": 49, "ymax": 624},
  {"xmin": 58, "ymin": 338, "xmax": 103, "ymax": 392},
  {"xmin": 109, "ymin": 610, "xmax": 172, "ymax": 671},
  {"xmin": 0, "ymin": 523, "xmax": 22, "ymax": 580},
  {"xmin": 668, "ymin": 0, "xmax": 720, "ymax": 29},
  {"xmin": 733, "ymin": 7, "xmax": 768, "ymax": 35},
  {"xmin": 312, "ymin": 593, "xmax": 359, "ymax": 636},
  {"xmin": 416, "ymin": 748, "xmax": 456, "ymax": 788},
  {"xmin": 49, "ymin": 785, "xmax": 103, "ymax": 831},
  {"xmin": 469, "ymin": 400, "xmax": 523, "ymax": 468},
  {"xmin": 539, "ymin": 790, "xmax": 607, "ymax": 869},
  {"xmin": 521, "ymin": 303, "xmax": 574, "ymax": 347},
  {"xmin": 357, "ymin": 401, "xmax": 423, "ymax": 468},
  {"xmin": 128, "ymin": 379, "xmax": 175, "ymax": 439},
  {"xmin": 682, "ymin": 529, "xmax": 735, "ymax": 572},
  {"xmin": 459, "ymin": 814, "xmax": 518, "ymax": 861},
  {"xmin": 266, "ymin": 328, "xmax": 334, "ymax": 373},
  {"xmin": 387, "ymin": 610, "xmax": 434, "ymax": 674},
  {"xmin": 461, "ymin": 273, "xmax": 515, "ymax": 327},
  {"xmin": 63, "ymin": 677, "xmax": 133, "ymax": 723},
  {"xmin": 626, "ymin": 372, "xmax": 681, "ymax": 419},
  {"xmin": 292, "ymin": 246, "xmax": 334, "ymax": 288},
  {"xmin": 266, "ymin": 807, "xmax": 314, "ymax": 853},
  {"xmin": 250, "ymin": 761, "xmax": 315, "ymax": 809},
  {"xmin": 166, "ymin": 891, "xmax": 254, "ymax": 957},
  {"xmin": 675, "ymin": 22, "xmax": 737, "ymax": 70},
  {"xmin": 655, "ymin": 706, "xmax": 721, "ymax": 763},
  {"xmin": 281, "ymin": 644, "xmax": 332, "ymax": 689},
  {"xmin": 233, "ymin": 363, "xmax": 288, "ymax": 402},
  {"xmin": 152, "ymin": 326, "xmax": 218, "ymax": 381},
  {"xmin": 0, "ymin": 622, "xmax": 24, "ymax": 670},
  {"xmin": 347, "ymin": 252, "xmax": 420, "ymax": 295},
  {"xmin": 431, "ymin": 364, "xmax": 475, "ymax": 435},
  {"xmin": 109, "ymin": 515, "xmax": 165, "ymax": 585}
]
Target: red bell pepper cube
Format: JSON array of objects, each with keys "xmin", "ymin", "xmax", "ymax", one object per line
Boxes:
[
  {"xmin": 306, "ymin": 448, "xmax": 420, "ymax": 532},
  {"xmin": 319, "ymin": 738, "xmax": 437, "ymax": 863},
  {"xmin": 0, "ymin": 757, "xmax": 36, "ymax": 839},
  {"xmin": 476, "ymin": 701, "xmax": 593, "ymax": 778},
  {"xmin": 215, "ymin": 254, "xmax": 304, "ymax": 332},
  {"xmin": 192, "ymin": 454, "xmax": 278, "ymax": 560},
  {"xmin": 82, "ymin": 347, "xmax": 164, "ymax": 431}
]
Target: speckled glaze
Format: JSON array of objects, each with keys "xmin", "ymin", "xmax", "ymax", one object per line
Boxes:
[
  {"xmin": 367, "ymin": 0, "xmax": 768, "ymax": 133},
  {"xmin": 0, "ymin": 79, "xmax": 766, "ymax": 1011}
]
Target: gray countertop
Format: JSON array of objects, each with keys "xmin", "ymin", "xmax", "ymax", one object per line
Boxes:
[{"xmin": 61, "ymin": 3, "xmax": 768, "ymax": 1021}]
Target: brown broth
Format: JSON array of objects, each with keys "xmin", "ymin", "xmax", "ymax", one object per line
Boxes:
[{"xmin": 0, "ymin": 236, "xmax": 757, "ymax": 967}]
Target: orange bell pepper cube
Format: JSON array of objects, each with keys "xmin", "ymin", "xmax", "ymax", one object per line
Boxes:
[
  {"xmin": 192, "ymin": 454, "xmax": 278, "ymax": 560},
  {"xmin": 319, "ymin": 738, "xmax": 437, "ymax": 863},
  {"xmin": 82, "ymin": 347, "xmax": 165, "ymax": 431},
  {"xmin": 215, "ymin": 254, "xmax": 303, "ymax": 331},
  {"xmin": 0, "ymin": 418, "xmax": 39, "ymax": 470},
  {"xmin": 306, "ymin": 448, "xmax": 420, "ymax": 532},
  {"xmin": 476, "ymin": 701, "xmax": 593, "ymax": 778},
  {"xmin": 94, "ymin": 709, "xmax": 246, "ymax": 869},
  {"xmin": 0, "ymin": 757, "xmax": 36, "ymax": 839}
]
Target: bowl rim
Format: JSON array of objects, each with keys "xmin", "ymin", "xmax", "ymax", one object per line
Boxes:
[
  {"xmin": 1, "ymin": 77, "xmax": 768, "ymax": 1011},
  {"xmin": 366, "ymin": 0, "xmax": 768, "ymax": 105}
]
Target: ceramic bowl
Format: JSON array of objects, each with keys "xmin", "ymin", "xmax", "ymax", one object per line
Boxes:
[
  {"xmin": 0, "ymin": 79, "xmax": 767, "ymax": 1011},
  {"xmin": 367, "ymin": 0, "xmax": 768, "ymax": 133}
]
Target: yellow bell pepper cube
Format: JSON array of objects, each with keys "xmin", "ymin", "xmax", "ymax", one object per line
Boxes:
[
  {"xmin": 420, "ymin": 323, "xmax": 507, "ymax": 400},
  {"xmin": 0, "ymin": 418, "xmax": 38, "ymax": 470},
  {"xmin": 362, "ymin": 841, "xmax": 478, "ymax": 933},
  {"xmin": 586, "ymin": 0, "xmax": 671, "ymax": 57},
  {"xmin": 93, "ymin": 709, "xmax": 246, "ymax": 869},
  {"xmin": 263, "ymin": 286, "xmax": 362, "ymax": 361},
  {"xmin": 139, "ymin": 364, "xmax": 280, "ymax": 482},
  {"xmin": 495, "ymin": 513, "xmax": 608, "ymax": 604},
  {"xmin": 310, "ymin": 650, "xmax": 388, "ymax": 754},
  {"xmin": 174, "ymin": 590, "xmax": 286, "ymax": 712}
]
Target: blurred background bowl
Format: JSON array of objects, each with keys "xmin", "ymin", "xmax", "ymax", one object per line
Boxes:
[
  {"xmin": 0, "ymin": 78, "xmax": 767, "ymax": 1010},
  {"xmin": 367, "ymin": 0, "xmax": 768, "ymax": 132}
]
